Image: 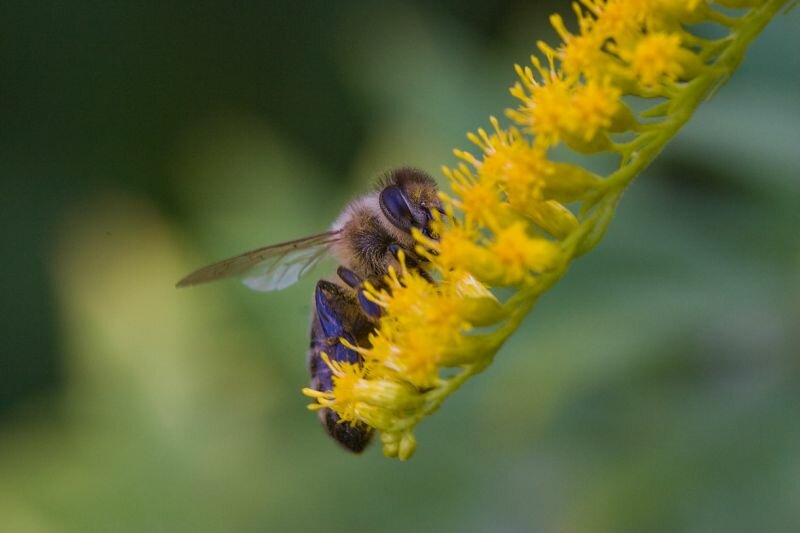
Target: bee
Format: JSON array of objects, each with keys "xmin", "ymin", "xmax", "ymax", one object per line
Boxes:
[{"xmin": 177, "ymin": 167, "xmax": 442, "ymax": 453}]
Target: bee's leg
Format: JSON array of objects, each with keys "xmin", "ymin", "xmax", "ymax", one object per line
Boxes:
[
  {"xmin": 387, "ymin": 242, "xmax": 418, "ymax": 268},
  {"xmin": 335, "ymin": 265, "xmax": 361, "ymax": 289},
  {"xmin": 387, "ymin": 243, "xmax": 433, "ymax": 283},
  {"xmin": 310, "ymin": 279, "xmax": 374, "ymax": 453},
  {"xmin": 314, "ymin": 280, "xmax": 360, "ymax": 361},
  {"xmin": 336, "ymin": 266, "xmax": 381, "ymax": 319}
]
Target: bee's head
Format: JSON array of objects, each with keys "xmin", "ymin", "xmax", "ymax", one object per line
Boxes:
[{"xmin": 379, "ymin": 167, "xmax": 443, "ymax": 239}]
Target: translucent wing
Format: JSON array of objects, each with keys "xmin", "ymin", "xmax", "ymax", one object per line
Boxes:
[{"xmin": 176, "ymin": 231, "xmax": 339, "ymax": 292}]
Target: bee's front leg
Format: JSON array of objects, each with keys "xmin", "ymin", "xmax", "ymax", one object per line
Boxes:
[{"xmin": 387, "ymin": 243, "xmax": 433, "ymax": 283}]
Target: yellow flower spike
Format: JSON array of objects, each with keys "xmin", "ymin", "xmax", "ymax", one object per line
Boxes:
[{"xmin": 315, "ymin": 0, "xmax": 786, "ymax": 459}]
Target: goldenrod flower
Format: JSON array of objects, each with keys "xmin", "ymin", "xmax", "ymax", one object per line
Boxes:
[
  {"xmin": 508, "ymin": 57, "xmax": 574, "ymax": 147},
  {"xmin": 570, "ymin": 79, "xmax": 624, "ymax": 141},
  {"xmin": 485, "ymin": 222, "xmax": 561, "ymax": 286},
  {"xmin": 304, "ymin": 0, "xmax": 789, "ymax": 459},
  {"xmin": 303, "ymin": 353, "xmax": 422, "ymax": 431},
  {"xmin": 628, "ymin": 32, "xmax": 687, "ymax": 88},
  {"xmin": 547, "ymin": 13, "xmax": 611, "ymax": 82}
]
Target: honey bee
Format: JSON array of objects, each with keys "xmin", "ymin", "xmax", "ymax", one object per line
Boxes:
[{"xmin": 177, "ymin": 167, "xmax": 442, "ymax": 452}]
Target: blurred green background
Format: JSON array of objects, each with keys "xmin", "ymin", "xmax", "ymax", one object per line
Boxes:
[{"xmin": 1, "ymin": 1, "xmax": 799, "ymax": 532}]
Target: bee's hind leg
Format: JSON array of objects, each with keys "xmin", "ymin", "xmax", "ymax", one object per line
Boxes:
[
  {"xmin": 311, "ymin": 279, "xmax": 374, "ymax": 452},
  {"xmin": 315, "ymin": 280, "xmax": 361, "ymax": 360}
]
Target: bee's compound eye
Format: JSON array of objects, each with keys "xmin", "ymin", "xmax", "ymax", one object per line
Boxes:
[{"xmin": 379, "ymin": 185, "xmax": 413, "ymax": 231}]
